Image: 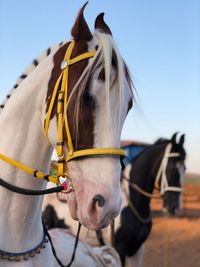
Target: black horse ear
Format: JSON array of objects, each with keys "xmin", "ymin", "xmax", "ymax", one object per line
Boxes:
[
  {"xmin": 94, "ymin": 13, "xmax": 112, "ymax": 35},
  {"xmin": 71, "ymin": 2, "xmax": 92, "ymax": 41},
  {"xmin": 171, "ymin": 132, "xmax": 178, "ymax": 144},
  {"xmin": 179, "ymin": 134, "xmax": 185, "ymax": 146}
]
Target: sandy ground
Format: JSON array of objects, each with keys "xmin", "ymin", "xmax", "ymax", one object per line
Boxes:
[{"xmin": 142, "ymin": 184, "xmax": 200, "ymax": 267}]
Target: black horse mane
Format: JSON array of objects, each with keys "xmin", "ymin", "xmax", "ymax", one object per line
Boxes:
[
  {"xmin": 131, "ymin": 136, "xmax": 186, "ymax": 164},
  {"xmin": 154, "ymin": 137, "xmax": 169, "ymax": 144}
]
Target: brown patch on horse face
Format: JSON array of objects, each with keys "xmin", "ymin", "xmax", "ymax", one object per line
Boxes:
[
  {"xmin": 67, "ymin": 41, "xmax": 95, "ymax": 150},
  {"xmin": 46, "ymin": 41, "xmax": 95, "ymax": 151},
  {"xmin": 46, "ymin": 42, "xmax": 70, "ymax": 118}
]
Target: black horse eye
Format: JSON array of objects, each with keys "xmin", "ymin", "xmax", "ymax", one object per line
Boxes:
[{"xmin": 83, "ymin": 92, "xmax": 95, "ymax": 107}]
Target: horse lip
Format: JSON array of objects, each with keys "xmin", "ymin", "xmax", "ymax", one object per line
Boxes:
[
  {"xmin": 66, "ymin": 191, "xmax": 78, "ymax": 220},
  {"xmin": 79, "ymin": 211, "xmax": 113, "ymax": 230}
]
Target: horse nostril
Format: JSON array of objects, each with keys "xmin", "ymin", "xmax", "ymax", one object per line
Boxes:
[{"xmin": 93, "ymin": 194, "xmax": 105, "ymax": 208}]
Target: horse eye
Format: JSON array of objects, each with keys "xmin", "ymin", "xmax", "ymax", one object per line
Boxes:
[
  {"xmin": 98, "ymin": 68, "xmax": 105, "ymax": 81},
  {"xmin": 83, "ymin": 92, "xmax": 95, "ymax": 107}
]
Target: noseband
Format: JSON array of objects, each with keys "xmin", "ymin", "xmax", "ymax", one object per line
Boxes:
[{"xmin": 0, "ymin": 40, "xmax": 126, "ymax": 188}]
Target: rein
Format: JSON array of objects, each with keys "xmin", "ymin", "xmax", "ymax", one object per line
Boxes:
[
  {"xmin": 43, "ymin": 222, "xmax": 82, "ymax": 267},
  {"xmin": 123, "ymin": 187, "xmax": 152, "ymax": 224},
  {"xmin": 0, "ymin": 177, "xmax": 65, "ymax": 195},
  {"xmin": 122, "ymin": 174, "xmax": 160, "ymax": 199}
]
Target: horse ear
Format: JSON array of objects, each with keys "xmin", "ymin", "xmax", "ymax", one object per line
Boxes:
[
  {"xmin": 179, "ymin": 134, "xmax": 185, "ymax": 146},
  {"xmin": 71, "ymin": 2, "xmax": 92, "ymax": 41},
  {"xmin": 171, "ymin": 132, "xmax": 178, "ymax": 144},
  {"xmin": 94, "ymin": 13, "xmax": 112, "ymax": 35}
]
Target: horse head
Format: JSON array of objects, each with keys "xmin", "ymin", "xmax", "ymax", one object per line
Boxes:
[
  {"xmin": 45, "ymin": 3, "xmax": 133, "ymax": 229},
  {"xmin": 162, "ymin": 133, "xmax": 186, "ymax": 215}
]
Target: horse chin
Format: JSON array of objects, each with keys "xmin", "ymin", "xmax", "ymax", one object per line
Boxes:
[
  {"xmin": 65, "ymin": 191, "xmax": 112, "ymax": 229},
  {"xmin": 78, "ymin": 215, "xmax": 111, "ymax": 231},
  {"xmin": 77, "ymin": 198, "xmax": 121, "ymax": 230}
]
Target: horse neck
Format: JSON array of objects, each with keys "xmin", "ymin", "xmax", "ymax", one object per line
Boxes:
[
  {"xmin": 0, "ymin": 54, "xmax": 54, "ymax": 252},
  {"xmin": 129, "ymin": 144, "xmax": 166, "ymax": 214}
]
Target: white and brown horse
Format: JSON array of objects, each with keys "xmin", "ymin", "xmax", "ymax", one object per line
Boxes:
[{"xmin": 0, "ymin": 3, "xmax": 133, "ymax": 266}]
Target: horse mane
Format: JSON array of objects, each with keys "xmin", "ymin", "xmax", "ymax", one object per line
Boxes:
[
  {"xmin": 0, "ymin": 42, "xmax": 64, "ymax": 112},
  {"xmin": 67, "ymin": 31, "xmax": 134, "ymax": 145},
  {"xmin": 132, "ymin": 136, "xmax": 186, "ymax": 165},
  {"xmin": 153, "ymin": 138, "xmax": 169, "ymax": 145}
]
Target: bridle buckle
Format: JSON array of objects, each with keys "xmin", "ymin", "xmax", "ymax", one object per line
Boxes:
[{"xmin": 58, "ymin": 175, "xmax": 73, "ymax": 193}]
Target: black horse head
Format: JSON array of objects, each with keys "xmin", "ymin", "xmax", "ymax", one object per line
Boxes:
[
  {"xmin": 114, "ymin": 133, "xmax": 186, "ymax": 265},
  {"xmin": 161, "ymin": 133, "xmax": 186, "ymax": 215},
  {"xmin": 128, "ymin": 132, "xmax": 186, "ymax": 216}
]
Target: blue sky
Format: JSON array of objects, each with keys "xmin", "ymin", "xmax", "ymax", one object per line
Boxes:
[{"xmin": 0, "ymin": 0, "xmax": 199, "ymax": 173}]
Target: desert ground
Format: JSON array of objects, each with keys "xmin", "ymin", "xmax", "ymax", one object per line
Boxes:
[{"xmin": 142, "ymin": 174, "xmax": 200, "ymax": 267}]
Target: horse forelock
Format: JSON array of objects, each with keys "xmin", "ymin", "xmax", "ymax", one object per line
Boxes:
[{"xmin": 85, "ymin": 32, "xmax": 134, "ymax": 145}]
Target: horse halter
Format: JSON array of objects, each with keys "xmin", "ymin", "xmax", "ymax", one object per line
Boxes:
[
  {"xmin": 155, "ymin": 143, "xmax": 182, "ymax": 195},
  {"xmin": 44, "ymin": 40, "xmax": 126, "ymax": 186}
]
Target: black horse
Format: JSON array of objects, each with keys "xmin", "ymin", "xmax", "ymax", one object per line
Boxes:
[
  {"xmin": 114, "ymin": 132, "xmax": 186, "ymax": 266},
  {"xmin": 42, "ymin": 204, "xmax": 69, "ymax": 230}
]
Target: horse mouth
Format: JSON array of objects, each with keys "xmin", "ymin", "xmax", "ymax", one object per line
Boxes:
[{"xmin": 78, "ymin": 213, "xmax": 112, "ymax": 230}]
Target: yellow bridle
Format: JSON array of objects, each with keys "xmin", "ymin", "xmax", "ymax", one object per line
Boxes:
[{"xmin": 0, "ymin": 40, "xmax": 126, "ymax": 188}]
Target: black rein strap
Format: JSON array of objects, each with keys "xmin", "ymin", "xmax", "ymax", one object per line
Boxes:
[
  {"xmin": 0, "ymin": 177, "xmax": 64, "ymax": 195},
  {"xmin": 0, "ymin": 177, "xmax": 80, "ymax": 267},
  {"xmin": 43, "ymin": 221, "xmax": 82, "ymax": 267}
]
